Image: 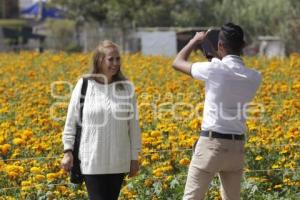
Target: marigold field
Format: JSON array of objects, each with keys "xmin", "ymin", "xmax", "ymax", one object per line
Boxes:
[{"xmin": 0, "ymin": 52, "xmax": 299, "ymax": 199}]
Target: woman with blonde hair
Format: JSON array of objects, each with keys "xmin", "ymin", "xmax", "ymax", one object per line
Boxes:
[{"xmin": 61, "ymin": 40, "xmax": 141, "ymax": 200}]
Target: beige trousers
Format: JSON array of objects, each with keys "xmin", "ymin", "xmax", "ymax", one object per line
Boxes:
[{"xmin": 183, "ymin": 136, "xmax": 245, "ymax": 200}]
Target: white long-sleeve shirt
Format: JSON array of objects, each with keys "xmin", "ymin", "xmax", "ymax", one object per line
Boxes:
[
  {"xmin": 191, "ymin": 55, "xmax": 262, "ymax": 134},
  {"xmin": 62, "ymin": 78, "xmax": 141, "ymax": 174}
]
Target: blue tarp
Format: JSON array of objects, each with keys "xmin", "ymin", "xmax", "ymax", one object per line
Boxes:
[{"xmin": 21, "ymin": 2, "xmax": 64, "ymax": 20}]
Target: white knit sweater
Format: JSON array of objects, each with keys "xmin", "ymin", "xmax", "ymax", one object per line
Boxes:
[{"xmin": 62, "ymin": 78, "xmax": 141, "ymax": 174}]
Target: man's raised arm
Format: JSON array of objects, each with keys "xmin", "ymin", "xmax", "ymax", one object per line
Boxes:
[{"xmin": 172, "ymin": 31, "xmax": 208, "ymax": 76}]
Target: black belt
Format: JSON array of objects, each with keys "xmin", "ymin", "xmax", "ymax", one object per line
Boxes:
[{"xmin": 201, "ymin": 131, "xmax": 244, "ymax": 140}]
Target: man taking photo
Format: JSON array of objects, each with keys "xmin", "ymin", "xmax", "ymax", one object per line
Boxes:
[{"xmin": 172, "ymin": 23, "xmax": 262, "ymax": 200}]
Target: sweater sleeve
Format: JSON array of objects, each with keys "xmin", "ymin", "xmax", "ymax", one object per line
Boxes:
[
  {"xmin": 128, "ymin": 88, "xmax": 141, "ymax": 160},
  {"xmin": 62, "ymin": 78, "xmax": 83, "ymax": 151}
]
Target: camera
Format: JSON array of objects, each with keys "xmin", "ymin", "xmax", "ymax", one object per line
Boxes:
[{"xmin": 200, "ymin": 29, "xmax": 220, "ymax": 61}]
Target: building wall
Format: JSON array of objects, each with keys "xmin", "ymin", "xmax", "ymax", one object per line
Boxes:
[
  {"xmin": 136, "ymin": 31, "xmax": 177, "ymax": 57},
  {"xmin": 258, "ymin": 36, "xmax": 285, "ymax": 58},
  {"xmin": 19, "ymin": 0, "xmax": 35, "ymax": 10}
]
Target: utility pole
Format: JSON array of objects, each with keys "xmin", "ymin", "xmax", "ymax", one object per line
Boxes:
[
  {"xmin": 37, "ymin": 0, "xmax": 42, "ymax": 21},
  {"xmin": 2, "ymin": 0, "xmax": 6, "ymax": 18}
]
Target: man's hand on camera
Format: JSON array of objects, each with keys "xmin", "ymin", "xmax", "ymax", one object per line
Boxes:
[{"xmin": 190, "ymin": 31, "xmax": 209, "ymax": 44}]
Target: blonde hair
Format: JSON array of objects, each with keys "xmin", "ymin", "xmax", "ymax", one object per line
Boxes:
[{"xmin": 90, "ymin": 40, "xmax": 127, "ymax": 90}]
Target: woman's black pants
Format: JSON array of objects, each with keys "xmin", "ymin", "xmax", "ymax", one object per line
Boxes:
[{"xmin": 84, "ymin": 173, "xmax": 125, "ymax": 200}]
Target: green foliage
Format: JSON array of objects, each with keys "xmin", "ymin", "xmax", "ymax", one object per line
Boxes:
[
  {"xmin": 52, "ymin": 0, "xmax": 208, "ymax": 27},
  {"xmin": 211, "ymin": 0, "xmax": 299, "ymax": 52},
  {"xmin": 44, "ymin": 19, "xmax": 76, "ymax": 51},
  {"xmin": 52, "ymin": 0, "xmax": 300, "ymax": 51},
  {"xmin": 0, "ymin": 19, "xmax": 27, "ymax": 28},
  {"xmin": 51, "ymin": 0, "xmax": 107, "ymax": 22}
]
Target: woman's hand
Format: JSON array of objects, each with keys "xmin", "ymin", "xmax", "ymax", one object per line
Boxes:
[
  {"xmin": 129, "ymin": 160, "xmax": 139, "ymax": 177},
  {"xmin": 61, "ymin": 151, "xmax": 73, "ymax": 172}
]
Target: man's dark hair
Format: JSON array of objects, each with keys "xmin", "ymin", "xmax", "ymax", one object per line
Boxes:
[{"xmin": 219, "ymin": 23, "xmax": 245, "ymax": 55}]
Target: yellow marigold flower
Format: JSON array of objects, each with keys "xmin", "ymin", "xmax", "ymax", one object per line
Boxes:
[
  {"xmin": 280, "ymin": 148, "xmax": 288, "ymax": 154},
  {"xmin": 46, "ymin": 173, "xmax": 57, "ymax": 181},
  {"xmin": 35, "ymin": 174, "xmax": 46, "ymax": 181},
  {"xmin": 150, "ymin": 130, "xmax": 161, "ymax": 137},
  {"xmin": 144, "ymin": 179, "xmax": 152, "ymax": 187},
  {"xmin": 53, "ymin": 191, "xmax": 60, "ymax": 196},
  {"xmin": 154, "ymin": 171, "xmax": 163, "ymax": 177},
  {"xmin": 6, "ymin": 165, "xmax": 24, "ymax": 174},
  {"xmin": 21, "ymin": 186, "xmax": 31, "ymax": 191},
  {"xmin": 271, "ymin": 164, "xmax": 280, "ymax": 169},
  {"xmin": 255, "ymin": 156, "xmax": 263, "ymax": 161},
  {"xmin": 21, "ymin": 181, "xmax": 31, "ymax": 187},
  {"xmin": 52, "ymin": 55, "xmax": 61, "ymax": 62},
  {"xmin": 0, "ymin": 106, "xmax": 9, "ymax": 114},
  {"xmin": 141, "ymin": 160, "xmax": 150, "ymax": 167},
  {"xmin": 1, "ymin": 144, "xmax": 11, "ymax": 155},
  {"xmin": 57, "ymin": 185, "xmax": 68, "ymax": 195},
  {"xmin": 7, "ymin": 171, "xmax": 18, "ymax": 179},
  {"xmin": 284, "ymin": 161, "xmax": 296, "ymax": 169},
  {"xmin": 166, "ymin": 175, "xmax": 173, "ymax": 182},
  {"xmin": 13, "ymin": 138, "xmax": 25, "ymax": 145},
  {"xmin": 77, "ymin": 189, "xmax": 86, "ymax": 196},
  {"xmin": 283, "ymin": 178, "xmax": 292, "ymax": 185},
  {"xmin": 274, "ymin": 184, "xmax": 282, "ymax": 189},
  {"xmin": 57, "ymin": 169, "xmax": 66, "ymax": 176},
  {"xmin": 189, "ymin": 118, "xmax": 200, "ymax": 130},
  {"xmin": 19, "ymin": 166, "xmax": 25, "ymax": 173},
  {"xmin": 69, "ymin": 193, "xmax": 76, "ymax": 198},
  {"xmin": 151, "ymin": 153, "xmax": 159, "ymax": 161},
  {"xmin": 169, "ymin": 136, "xmax": 177, "ymax": 142},
  {"xmin": 179, "ymin": 158, "xmax": 190, "ymax": 166},
  {"xmin": 23, "ymin": 130, "xmax": 33, "ymax": 139},
  {"xmin": 30, "ymin": 167, "xmax": 42, "ymax": 174}
]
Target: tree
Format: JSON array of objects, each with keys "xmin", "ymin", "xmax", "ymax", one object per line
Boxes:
[
  {"xmin": 210, "ymin": 0, "xmax": 299, "ymax": 52},
  {"xmin": 52, "ymin": 0, "xmax": 209, "ymax": 28},
  {"xmin": 52, "ymin": 0, "xmax": 300, "ymax": 53}
]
